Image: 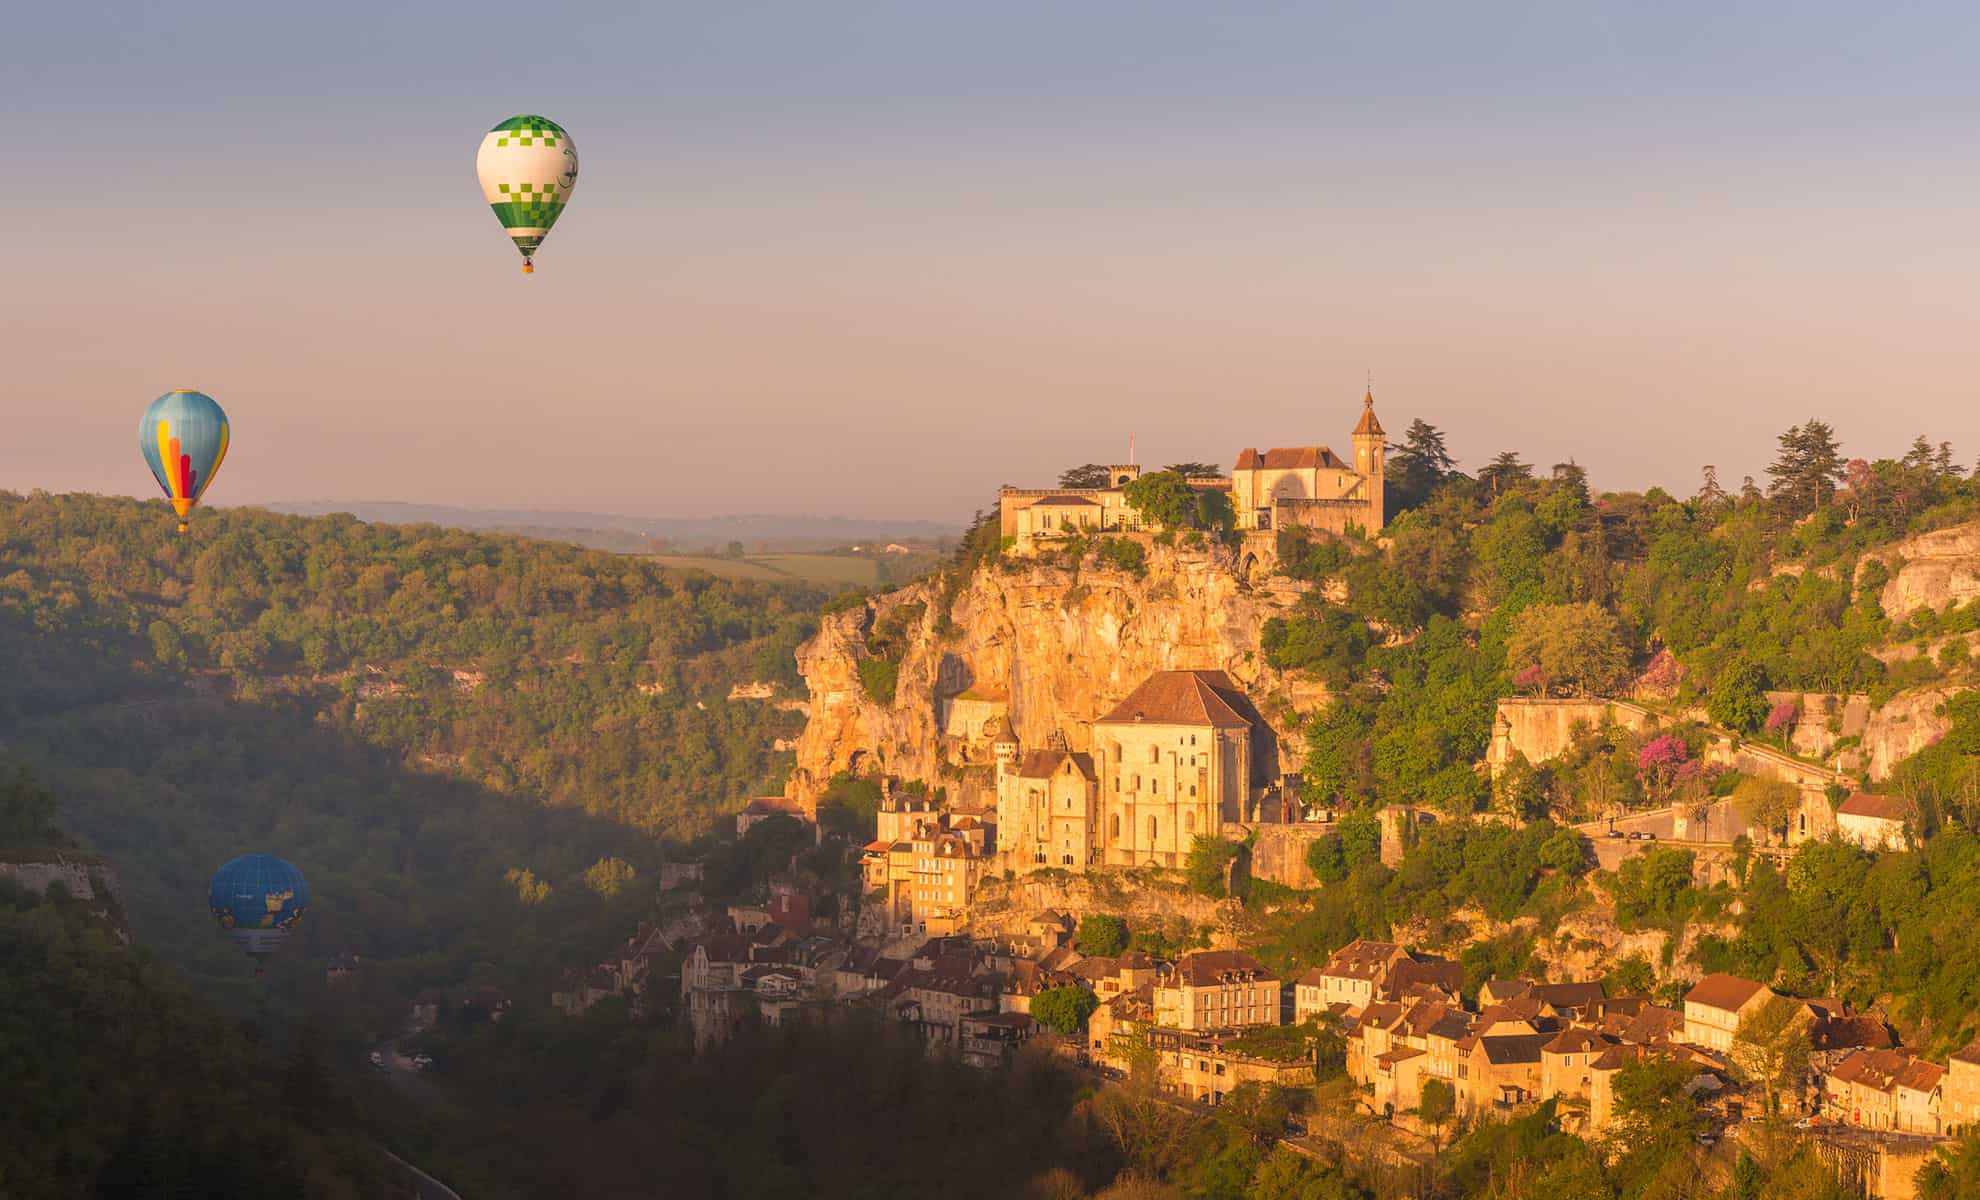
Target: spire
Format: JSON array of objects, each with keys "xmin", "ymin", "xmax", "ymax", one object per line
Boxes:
[{"xmin": 1353, "ymin": 386, "xmax": 1384, "ymax": 437}]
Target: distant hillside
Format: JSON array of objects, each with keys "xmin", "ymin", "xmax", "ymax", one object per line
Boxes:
[{"xmin": 262, "ymin": 500, "xmax": 959, "ymax": 554}]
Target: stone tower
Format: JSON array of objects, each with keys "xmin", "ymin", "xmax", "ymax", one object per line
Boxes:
[{"xmin": 1352, "ymin": 389, "xmax": 1386, "ymax": 530}]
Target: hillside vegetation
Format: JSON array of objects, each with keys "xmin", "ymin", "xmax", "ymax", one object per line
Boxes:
[{"xmin": 0, "ymin": 491, "xmax": 822, "ymax": 990}]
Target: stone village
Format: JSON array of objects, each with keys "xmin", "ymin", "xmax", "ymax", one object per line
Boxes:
[{"xmin": 528, "ymin": 392, "xmax": 1967, "ymax": 1199}]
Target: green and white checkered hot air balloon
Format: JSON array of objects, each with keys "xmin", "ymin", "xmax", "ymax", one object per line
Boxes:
[{"xmin": 475, "ymin": 114, "xmax": 579, "ymax": 274}]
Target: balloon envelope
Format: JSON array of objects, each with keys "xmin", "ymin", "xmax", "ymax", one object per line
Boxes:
[
  {"xmin": 208, "ymin": 854, "xmax": 308, "ymax": 959},
  {"xmin": 138, "ymin": 390, "xmax": 230, "ymax": 526},
  {"xmin": 475, "ymin": 114, "xmax": 578, "ymax": 265}
]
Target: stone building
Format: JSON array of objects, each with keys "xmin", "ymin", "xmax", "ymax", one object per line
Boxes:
[
  {"xmin": 1153, "ymin": 950, "xmax": 1281, "ymax": 1032},
  {"xmin": 1835, "ymin": 793, "xmax": 1915, "ymax": 852},
  {"xmin": 993, "ymin": 669, "xmax": 1272, "ymax": 873},
  {"xmin": 996, "ymin": 391, "xmax": 1387, "ymax": 551},
  {"xmin": 1949, "ymin": 1040, "xmax": 1980, "ymax": 1135},
  {"xmin": 1682, "ymin": 973, "xmax": 1773, "ymax": 1053}
]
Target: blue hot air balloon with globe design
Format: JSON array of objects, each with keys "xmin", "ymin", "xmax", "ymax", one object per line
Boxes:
[{"xmin": 208, "ymin": 854, "xmax": 308, "ymax": 965}]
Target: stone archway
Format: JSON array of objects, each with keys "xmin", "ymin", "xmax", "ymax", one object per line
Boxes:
[{"xmin": 1239, "ymin": 552, "xmax": 1260, "ymax": 585}]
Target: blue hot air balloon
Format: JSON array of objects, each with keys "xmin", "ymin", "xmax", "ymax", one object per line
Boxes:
[
  {"xmin": 208, "ymin": 854, "xmax": 308, "ymax": 962},
  {"xmin": 138, "ymin": 389, "xmax": 230, "ymax": 534}
]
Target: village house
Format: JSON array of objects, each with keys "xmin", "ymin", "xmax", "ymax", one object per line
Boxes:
[
  {"xmin": 1824, "ymin": 1048, "xmax": 1946, "ymax": 1134},
  {"xmin": 1147, "ymin": 1028, "xmax": 1316, "ymax": 1104},
  {"xmin": 1299, "ymin": 940, "xmax": 1462, "ymax": 1021},
  {"xmin": 1154, "ymin": 950, "xmax": 1281, "ymax": 1032},
  {"xmin": 960, "ymin": 1011, "xmax": 1037, "ymax": 1069},
  {"xmin": 1682, "ymin": 973, "xmax": 1773, "ymax": 1053},
  {"xmin": 1540, "ymin": 1027, "xmax": 1619, "ymax": 1106},
  {"xmin": 1300, "ymin": 939, "xmax": 1411, "ymax": 1017},
  {"xmin": 1834, "ymin": 793, "xmax": 1915, "ymax": 852},
  {"xmin": 1457, "ymin": 1032, "xmax": 1551, "ymax": 1116},
  {"xmin": 1947, "ymin": 1041, "xmax": 1980, "ymax": 1134}
]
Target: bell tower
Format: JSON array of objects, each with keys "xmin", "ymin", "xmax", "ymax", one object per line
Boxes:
[{"xmin": 1351, "ymin": 388, "xmax": 1386, "ymax": 530}]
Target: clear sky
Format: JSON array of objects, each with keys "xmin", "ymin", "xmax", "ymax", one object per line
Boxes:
[{"xmin": 8, "ymin": 2, "xmax": 1980, "ymax": 522}]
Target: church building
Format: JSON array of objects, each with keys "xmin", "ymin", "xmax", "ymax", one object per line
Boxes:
[{"xmin": 994, "ymin": 669, "xmax": 1270, "ymax": 873}]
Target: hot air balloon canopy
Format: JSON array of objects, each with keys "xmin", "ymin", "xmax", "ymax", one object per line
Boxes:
[
  {"xmin": 138, "ymin": 390, "xmax": 230, "ymax": 533},
  {"xmin": 208, "ymin": 854, "xmax": 308, "ymax": 958},
  {"xmin": 475, "ymin": 114, "xmax": 578, "ymax": 271}
]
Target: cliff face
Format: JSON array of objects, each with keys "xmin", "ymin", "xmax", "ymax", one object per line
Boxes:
[
  {"xmin": 789, "ymin": 543, "xmax": 1323, "ymax": 807},
  {"xmin": 0, "ymin": 854, "xmax": 129, "ymax": 941},
  {"xmin": 1872, "ymin": 523, "xmax": 1980, "ymax": 619}
]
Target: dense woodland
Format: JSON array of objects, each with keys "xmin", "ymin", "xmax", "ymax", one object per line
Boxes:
[
  {"xmin": 0, "ymin": 491, "xmax": 816, "ymax": 995},
  {"xmin": 0, "ymin": 817, "xmax": 405, "ymax": 1197}
]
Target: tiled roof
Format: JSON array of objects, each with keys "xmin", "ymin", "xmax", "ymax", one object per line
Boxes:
[
  {"xmin": 1684, "ymin": 973, "xmax": 1769, "ymax": 1014},
  {"xmin": 1543, "ymin": 1028, "xmax": 1616, "ymax": 1056},
  {"xmin": 1383, "ymin": 958, "xmax": 1464, "ymax": 1000},
  {"xmin": 1234, "ymin": 446, "xmax": 1351, "ymax": 471},
  {"xmin": 1953, "ymin": 1039, "xmax": 1980, "ymax": 1066},
  {"xmin": 1621, "ymin": 1005, "xmax": 1685, "ymax": 1046},
  {"xmin": 1352, "ymin": 392, "xmax": 1384, "ymax": 436},
  {"xmin": 1321, "ymin": 938, "xmax": 1405, "ymax": 981},
  {"xmin": 1015, "ymin": 750, "xmax": 1097, "ymax": 780},
  {"xmin": 1830, "ymin": 1048, "xmax": 1915, "ymax": 1092},
  {"xmin": 1096, "ymin": 670, "xmax": 1255, "ymax": 729},
  {"xmin": 1532, "ymin": 981, "xmax": 1608, "ymax": 1011},
  {"xmin": 1479, "ymin": 1034, "xmax": 1552, "ymax": 1065},
  {"xmin": 1172, "ymin": 950, "xmax": 1276, "ymax": 987},
  {"xmin": 1838, "ymin": 793, "xmax": 1914, "ymax": 822},
  {"xmin": 1032, "ymin": 494, "xmax": 1102, "ymax": 506}
]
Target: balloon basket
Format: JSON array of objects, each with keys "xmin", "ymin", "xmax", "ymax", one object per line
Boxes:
[{"xmin": 521, "ymin": 260, "xmax": 534, "ymax": 275}]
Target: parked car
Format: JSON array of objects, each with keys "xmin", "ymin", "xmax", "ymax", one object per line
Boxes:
[
  {"xmin": 1606, "ymin": 830, "xmax": 1624, "ymax": 839},
  {"xmin": 1627, "ymin": 831, "xmax": 1646, "ymax": 840},
  {"xmin": 412, "ymin": 1054, "xmax": 434, "ymax": 1070},
  {"xmin": 1643, "ymin": 832, "xmax": 1658, "ymax": 840}
]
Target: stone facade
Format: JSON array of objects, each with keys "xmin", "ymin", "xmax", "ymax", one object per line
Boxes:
[
  {"xmin": 993, "ymin": 669, "xmax": 1270, "ymax": 874},
  {"xmin": 997, "ymin": 391, "xmax": 1385, "ymax": 553}
]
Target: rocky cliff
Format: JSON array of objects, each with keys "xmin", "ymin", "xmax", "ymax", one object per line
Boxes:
[
  {"xmin": 1871, "ymin": 522, "xmax": 1980, "ymax": 619},
  {"xmin": 0, "ymin": 853, "xmax": 129, "ymax": 941},
  {"xmin": 788, "ymin": 542, "xmax": 1325, "ymax": 808}
]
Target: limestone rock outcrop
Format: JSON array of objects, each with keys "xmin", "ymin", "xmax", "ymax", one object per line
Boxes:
[
  {"xmin": 788, "ymin": 543, "xmax": 1319, "ymax": 809},
  {"xmin": 1871, "ymin": 522, "xmax": 1980, "ymax": 619}
]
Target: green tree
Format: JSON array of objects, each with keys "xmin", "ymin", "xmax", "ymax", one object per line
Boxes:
[
  {"xmin": 1732, "ymin": 776, "xmax": 1800, "ymax": 846},
  {"xmin": 1767, "ymin": 420, "xmax": 1846, "ymax": 517},
  {"xmin": 1123, "ymin": 471, "xmax": 1201, "ymax": 529},
  {"xmin": 1077, "ymin": 914, "xmax": 1130, "ymax": 957},
  {"xmin": 1186, "ymin": 836, "xmax": 1244, "ymax": 898},
  {"xmin": 1418, "ymin": 1076, "xmax": 1455, "ymax": 1134},
  {"xmin": 1388, "ymin": 418, "xmax": 1457, "ymax": 512},
  {"xmin": 1728, "ymin": 995, "xmax": 1811, "ymax": 1116},
  {"xmin": 1059, "ymin": 463, "xmax": 1114, "ymax": 489},
  {"xmin": 1031, "ymin": 985, "xmax": 1099, "ymax": 1035},
  {"xmin": 1709, "ymin": 658, "xmax": 1772, "ymax": 733},
  {"xmin": 1504, "ymin": 602, "xmax": 1632, "ymax": 697},
  {"xmin": 1163, "ymin": 462, "xmax": 1223, "ymax": 479},
  {"xmin": 582, "ymin": 856, "xmax": 637, "ymax": 898}
]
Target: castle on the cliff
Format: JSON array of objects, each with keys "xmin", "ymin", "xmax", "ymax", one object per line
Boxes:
[{"xmin": 997, "ymin": 389, "xmax": 1386, "ymax": 550}]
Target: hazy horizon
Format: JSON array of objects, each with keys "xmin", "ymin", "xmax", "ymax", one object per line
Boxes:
[{"xmin": 10, "ymin": 3, "xmax": 1980, "ymax": 524}]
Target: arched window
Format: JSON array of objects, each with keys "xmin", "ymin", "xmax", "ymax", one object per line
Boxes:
[{"xmin": 1148, "ymin": 816, "xmax": 1159, "ymax": 842}]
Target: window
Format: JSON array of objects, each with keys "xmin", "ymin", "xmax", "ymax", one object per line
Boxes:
[
  {"xmin": 1149, "ymin": 745, "xmax": 1159, "ymax": 765},
  {"xmin": 1149, "ymin": 817, "xmax": 1159, "ymax": 841},
  {"xmin": 1190, "ymin": 785, "xmax": 1197, "ymax": 797},
  {"xmin": 1185, "ymin": 811, "xmax": 1195, "ymax": 834},
  {"xmin": 1110, "ymin": 814, "xmax": 1121, "ymax": 839}
]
